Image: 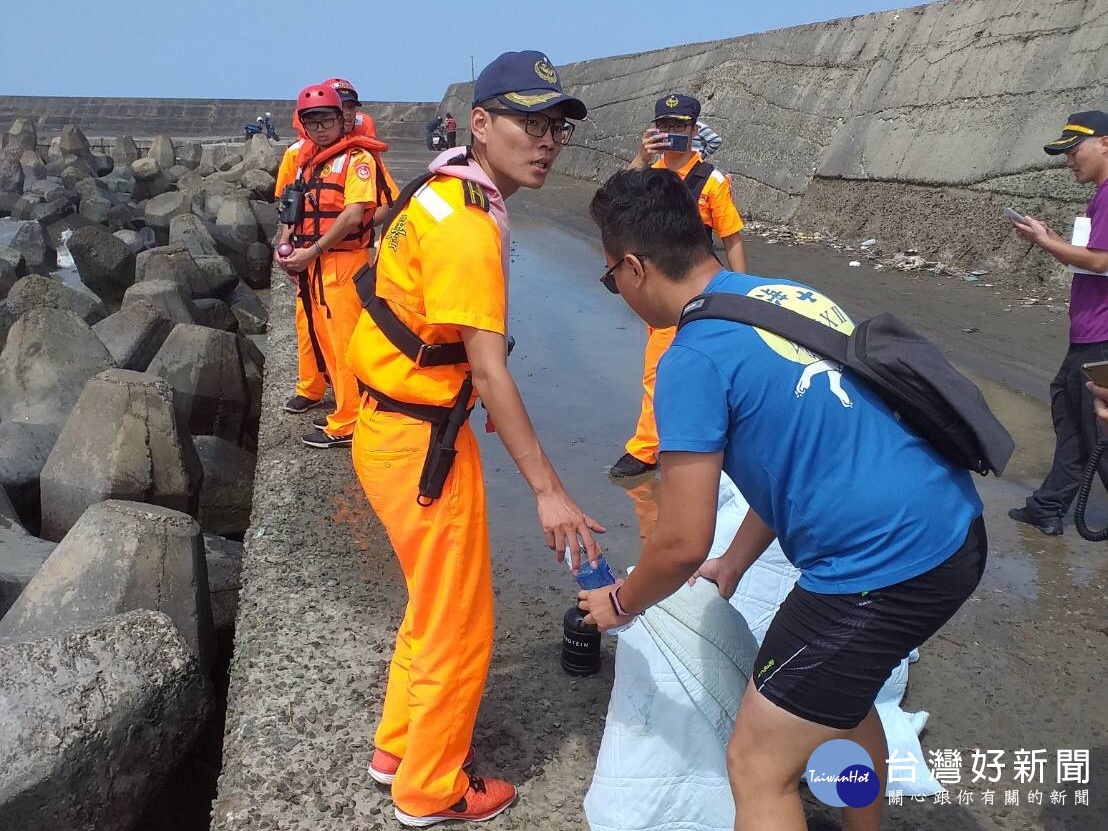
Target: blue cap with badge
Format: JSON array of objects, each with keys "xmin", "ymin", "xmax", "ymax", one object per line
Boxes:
[
  {"xmin": 654, "ymin": 93, "xmax": 700, "ymax": 122},
  {"xmin": 472, "ymin": 50, "xmax": 587, "ymax": 120}
]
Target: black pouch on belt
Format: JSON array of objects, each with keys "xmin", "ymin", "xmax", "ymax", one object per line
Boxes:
[{"xmin": 417, "ymin": 373, "xmax": 475, "ymax": 506}]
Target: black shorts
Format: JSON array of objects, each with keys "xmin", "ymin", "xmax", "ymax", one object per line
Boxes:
[{"xmin": 752, "ymin": 515, "xmax": 987, "ymax": 730}]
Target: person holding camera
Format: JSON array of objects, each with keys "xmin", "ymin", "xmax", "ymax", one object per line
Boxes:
[
  {"xmin": 275, "ymin": 84, "xmax": 390, "ymax": 448},
  {"xmin": 276, "ymin": 78, "xmax": 395, "ymax": 419},
  {"xmin": 1007, "ymin": 111, "xmax": 1108, "ymax": 536},
  {"xmin": 611, "ymin": 93, "xmax": 747, "ymax": 479}
]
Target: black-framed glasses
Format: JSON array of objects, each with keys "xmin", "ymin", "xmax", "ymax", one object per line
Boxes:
[
  {"xmin": 483, "ymin": 107, "xmax": 575, "ymax": 145},
  {"xmin": 600, "ymin": 253, "xmax": 646, "ymax": 294},
  {"xmin": 303, "ymin": 116, "xmax": 338, "ymax": 131},
  {"xmin": 654, "ymin": 118, "xmax": 692, "ymax": 132}
]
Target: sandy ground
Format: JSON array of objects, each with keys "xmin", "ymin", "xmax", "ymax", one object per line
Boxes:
[{"xmin": 214, "ymin": 142, "xmax": 1105, "ymax": 831}]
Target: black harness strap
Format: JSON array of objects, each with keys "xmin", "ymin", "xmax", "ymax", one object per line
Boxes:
[
  {"xmin": 358, "ymin": 381, "xmax": 451, "ymax": 423},
  {"xmin": 353, "ymin": 155, "xmax": 473, "ymax": 368},
  {"xmin": 683, "ymin": 160, "xmax": 717, "ymax": 240},
  {"xmin": 297, "ymin": 272, "xmax": 327, "ymax": 373}
]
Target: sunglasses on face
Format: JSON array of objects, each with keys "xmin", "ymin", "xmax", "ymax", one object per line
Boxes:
[
  {"xmin": 484, "ymin": 108, "xmax": 575, "ymax": 145},
  {"xmin": 599, "ymin": 253, "xmax": 646, "ymax": 294}
]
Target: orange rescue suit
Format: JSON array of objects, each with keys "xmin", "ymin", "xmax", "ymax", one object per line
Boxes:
[
  {"xmin": 346, "ymin": 172, "xmax": 505, "ymax": 816},
  {"xmin": 288, "ymin": 135, "xmax": 387, "ymax": 437}
]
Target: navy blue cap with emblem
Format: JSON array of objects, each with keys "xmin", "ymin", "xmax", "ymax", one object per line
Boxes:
[
  {"xmin": 654, "ymin": 93, "xmax": 700, "ymax": 122},
  {"xmin": 472, "ymin": 50, "xmax": 587, "ymax": 120},
  {"xmin": 1044, "ymin": 110, "xmax": 1108, "ymax": 155}
]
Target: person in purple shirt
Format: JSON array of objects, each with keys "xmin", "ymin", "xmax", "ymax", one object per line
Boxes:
[{"xmin": 1008, "ymin": 110, "xmax": 1108, "ymax": 536}]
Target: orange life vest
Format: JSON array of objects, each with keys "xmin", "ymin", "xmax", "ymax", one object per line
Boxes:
[{"xmin": 292, "ymin": 133, "xmax": 392, "ymax": 252}]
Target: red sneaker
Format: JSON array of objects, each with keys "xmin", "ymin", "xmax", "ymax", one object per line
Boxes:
[
  {"xmin": 368, "ymin": 746, "xmax": 475, "ymax": 785},
  {"xmin": 394, "ymin": 774, "xmax": 518, "ymax": 827}
]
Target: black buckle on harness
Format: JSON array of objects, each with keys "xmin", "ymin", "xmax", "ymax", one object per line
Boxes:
[{"xmin": 416, "ymin": 342, "xmax": 453, "ymax": 368}]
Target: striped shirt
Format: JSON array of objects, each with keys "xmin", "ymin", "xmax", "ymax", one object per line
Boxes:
[{"xmin": 693, "ymin": 121, "xmax": 722, "ymax": 158}]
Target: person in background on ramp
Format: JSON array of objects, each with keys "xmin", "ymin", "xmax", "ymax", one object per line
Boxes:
[
  {"xmin": 1007, "ymin": 110, "xmax": 1108, "ymax": 536},
  {"xmin": 610, "ymin": 93, "xmax": 747, "ymax": 479},
  {"xmin": 345, "ymin": 51, "xmax": 603, "ymax": 826},
  {"xmin": 444, "ymin": 111, "xmax": 458, "ymax": 147},
  {"xmin": 579, "ymin": 168, "xmax": 986, "ymax": 831},
  {"xmin": 693, "ymin": 118, "xmax": 723, "ymax": 158}
]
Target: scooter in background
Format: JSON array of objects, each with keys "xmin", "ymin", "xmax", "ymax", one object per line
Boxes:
[{"xmin": 245, "ymin": 112, "xmax": 280, "ymax": 141}]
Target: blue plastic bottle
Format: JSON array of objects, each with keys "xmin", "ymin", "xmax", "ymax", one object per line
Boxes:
[{"xmin": 567, "ymin": 553, "xmax": 635, "ymax": 635}]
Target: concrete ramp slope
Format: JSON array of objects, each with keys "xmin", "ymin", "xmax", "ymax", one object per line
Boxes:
[
  {"xmin": 0, "ymin": 96, "xmax": 437, "ymax": 140},
  {"xmin": 441, "ymin": 0, "xmax": 1108, "ymax": 279}
]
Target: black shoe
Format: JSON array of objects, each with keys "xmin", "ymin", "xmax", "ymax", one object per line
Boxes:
[
  {"xmin": 1008, "ymin": 506, "xmax": 1063, "ymax": 537},
  {"xmin": 301, "ymin": 428, "xmax": 353, "ymax": 449},
  {"xmin": 609, "ymin": 452, "xmax": 658, "ymax": 479},
  {"xmin": 285, "ymin": 395, "xmax": 324, "ymax": 414},
  {"xmin": 311, "ymin": 414, "xmax": 329, "ymax": 429}
]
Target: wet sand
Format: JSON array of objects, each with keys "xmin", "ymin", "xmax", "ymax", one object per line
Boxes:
[{"xmin": 222, "ymin": 142, "xmax": 1105, "ymax": 830}]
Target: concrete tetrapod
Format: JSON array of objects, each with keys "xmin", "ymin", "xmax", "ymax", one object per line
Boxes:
[
  {"xmin": 0, "ymin": 307, "xmax": 115, "ymax": 428},
  {"xmin": 146, "ymin": 323, "xmax": 250, "ymax": 443},
  {"xmin": 0, "ymin": 485, "xmax": 55, "ymax": 619},
  {"xmin": 0, "ymin": 609, "xmax": 213, "ymax": 831},
  {"xmin": 37, "ymin": 369, "xmax": 203, "ymax": 542},
  {"xmin": 1, "ymin": 499, "xmax": 215, "ymax": 671}
]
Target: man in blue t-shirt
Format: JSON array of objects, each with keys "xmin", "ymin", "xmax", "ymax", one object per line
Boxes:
[{"xmin": 578, "ymin": 169, "xmax": 987, "ymax": 831}]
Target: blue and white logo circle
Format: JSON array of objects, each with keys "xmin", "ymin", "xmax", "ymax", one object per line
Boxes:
[{"xmin": 805, "ymin": 739, "xmax": 880, "ymax": 808}]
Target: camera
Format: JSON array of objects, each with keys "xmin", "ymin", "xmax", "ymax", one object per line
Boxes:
[{"xmin": 278, "ymin": 182, "xmax": 305, "ymax": 225}]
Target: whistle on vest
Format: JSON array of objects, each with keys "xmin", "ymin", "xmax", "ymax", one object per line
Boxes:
[{"xmin": 278, "ymin": 182, "xmax": 306, "ymax": 226}]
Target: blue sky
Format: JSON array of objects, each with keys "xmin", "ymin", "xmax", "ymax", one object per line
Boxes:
[{"xmin": 10, "ymin": 1, "xmax": 940, "ymax": 102}]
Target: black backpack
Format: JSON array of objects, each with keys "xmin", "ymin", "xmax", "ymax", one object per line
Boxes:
[{"xmin": 678, "ymin": 293, "xmax": 1015, "ymax": 476}]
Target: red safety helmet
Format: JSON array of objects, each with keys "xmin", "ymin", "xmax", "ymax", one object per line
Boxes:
[
  {"xmin": 323, "ymin": 77, "xmax": 360, "ymax": 106},
  {"xmin": 297, "ymin": 84, "xmax": 343, "ymax": 116}
]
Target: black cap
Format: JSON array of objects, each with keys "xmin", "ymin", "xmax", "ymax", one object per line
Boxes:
[
  {"xmin": 472, "ymin": 50, "xmax": 587, "ymax": 120},
  {"xmin": 1044, "ymin": 111, "xmax": 1108, "ymax": 155},
  {"xmin": 654, "ymin": 93, "xmax": 700, "ymax": 122}
]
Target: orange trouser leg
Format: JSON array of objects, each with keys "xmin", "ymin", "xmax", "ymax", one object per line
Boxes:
[
  {"xmin": 352, "ymin": 402, "xmax": 494, "ymax": 816},
  {"xmin": 311, "ymin": 249, "xmax": 370, "ymax": 437},
  {"xmin": 624, "ymin": 325, "xmax": 677, "ymax": 464},
  {"xmin": 294, "ymin": 276, "xmax": 328, "ymax": 400}
]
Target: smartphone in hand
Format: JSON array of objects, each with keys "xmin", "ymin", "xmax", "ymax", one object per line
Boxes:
[
  {"xmin": 666, "ymin": 133, "xmax": 690, "ymax": 152},
  {"xmin": 1003, "ymin": 207, "xmax": 1027, "ymax": 224},
  {"xmin": 1082, "ymin": 360, "xmax": 1108, "ymax": 387}
]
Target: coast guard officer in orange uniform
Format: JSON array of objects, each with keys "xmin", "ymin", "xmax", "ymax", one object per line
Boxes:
[
  {"xmin": 276, "ymin": 77, "xmax": 395, "ymax": 417},
  {"xmin": 276, "ymin": 84, "xmax": 389, "ymax": 448},
  {"xmin": 346, "ymin": 51, "xmax": 603, "ymax": 826},
  {"xmin": 611, "ymin": 93, "xmax": 747, "ymax": 478}
]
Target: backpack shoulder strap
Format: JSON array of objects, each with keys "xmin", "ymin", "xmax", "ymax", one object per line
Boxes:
[
  {"xmin": 683, "ymin": 161, "xmax": 716, "ymax": 203},
  {"xmin": 678, "ymin": 293, "xmax": 850, "ymax": 364}
]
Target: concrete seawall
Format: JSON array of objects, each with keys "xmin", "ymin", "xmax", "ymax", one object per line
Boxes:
[
  {"xmin": 442, "ymin": 0, "xmax": 1108, "ymax": 281},
  {"xmin": 0, "ymin": 96, "xmax": 436, "ymax": 141}
]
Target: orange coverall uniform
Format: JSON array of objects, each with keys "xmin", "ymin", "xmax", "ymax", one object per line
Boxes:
[
  {"xmin": 624, "ymin": 154, "xmax": 745, "ymax": 465},
  {"xmin": 345, "ymin": 175, "xmax": 504, "ymax": 816},
  {"xmin": 290, "ymin": 140, "xmax": 384, "ymax": 438},
  {"xmin": 276, "ymin": 114, "xmax": 393, "ymax": 405},
  {"xmin": 276, "ymin": 139, "xmax": 329, "ymax": 402}
]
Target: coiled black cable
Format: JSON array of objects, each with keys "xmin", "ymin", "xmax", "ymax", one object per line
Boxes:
[{"xmin": 1074, "ymin": 439, "xmax": 1108, "ymax": 541}]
